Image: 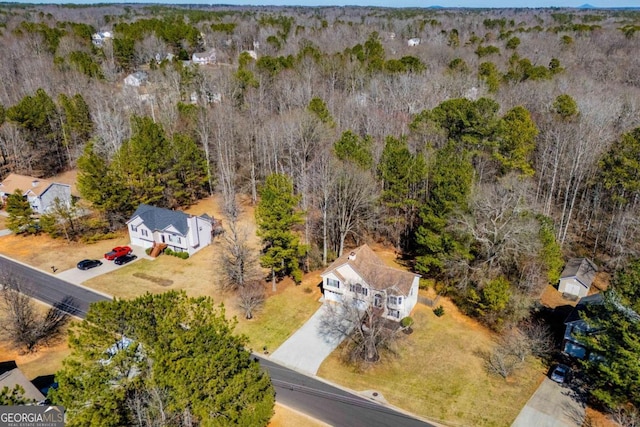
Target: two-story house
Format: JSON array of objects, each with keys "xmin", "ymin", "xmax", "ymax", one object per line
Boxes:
[
  {"xmin": 126, "ymin": 204, "xmax": 213, "ymax": 257},
  {"xmin": 0, "ymin": 173, "xmax": 71, "ymax": 214},
  {"xmin": 320, "ymin": 244, "xmax": 420, "ymax": 321}
]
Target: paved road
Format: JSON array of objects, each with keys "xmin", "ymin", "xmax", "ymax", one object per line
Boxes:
[
  {"xmin": 511, "ymin": 378, "xmax": 585, "ymax": 427},
  {"xmin": 257, "ymin": 356, "xmax": 433, "ymax": 427},
  {"xmin": 271, "ymin": 305, "xmax": 347, "ymax": 375},
  {"xmin": 0, "ymin": 254, "xmax": 432, "ymax": 426},
  {"xmin": 0, "ymin": 255, "xmax": 110, "ymax": 317}
]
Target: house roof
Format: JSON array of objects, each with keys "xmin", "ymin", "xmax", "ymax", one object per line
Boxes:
[
  {"xmin": 0, "ymin": 173, "xmax": 59, "ymax": 197},
  {"xmin": 193, "ymin": 48, "xmax": 216, "ymax": 59},
  {"xmin": 0, "ymin": 361, "xmax": 45, "ymax": 402},
  {"xmin": 321, "ymin": 244, "xmax": 419, "ymax": 296},
  {"xmin": 127, "ymin": 204, "xmax": 211, "ymax": 236},
  {"xmin": 560, "ymin": 258, "xmax": 598, "ymax": 288},
  {"xmin": 564, "ymin": 293, "xmax": 604, "ymax": 324}
]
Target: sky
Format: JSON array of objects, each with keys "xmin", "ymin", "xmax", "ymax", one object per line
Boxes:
[
  {"xmin": 204, "ymin": 0, "xmax": 640, "ymax": 6},
  {"xmin": 3, "ymin": 0, "xmax": 640, "ymax": 7}
]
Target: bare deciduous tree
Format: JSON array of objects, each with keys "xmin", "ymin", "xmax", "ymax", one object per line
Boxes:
[
  {"xmin": 0, "ymin": 275, "xmax": 70, "ymax": 352},
  {"xmin": 319, "ymin": 295, "xmax": 400, "ymax": 365},
  {"xmin": 220, "ymin": 215, "xmax": 259, "ymax": 292},
  {"xmin": 237, "ymin": 281, "xmax": 266, "ymax": 320}
]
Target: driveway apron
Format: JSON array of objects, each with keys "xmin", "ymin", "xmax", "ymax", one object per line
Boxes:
[{"xmin": 270, "ymin": 304, "xmax": 346, "ymax": 375}]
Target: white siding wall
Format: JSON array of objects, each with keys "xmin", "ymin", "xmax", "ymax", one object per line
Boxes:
[
  {"xmin": 403, "ymin": 277, "xmax": 420, "ymax": 317},
  {"xmin": 559, "ymin": 278, "xmax": 587, "ymax": 297},
  {"xmin": 39, "ymin": 184, "xmax": 71, "ymax": 213}
]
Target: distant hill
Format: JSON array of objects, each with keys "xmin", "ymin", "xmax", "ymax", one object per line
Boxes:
[{"xmin": 578, "ymin": 4, "xmax": 597, "ymax": 8}]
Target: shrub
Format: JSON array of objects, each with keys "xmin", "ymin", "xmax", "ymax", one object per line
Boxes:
[
  {"xmin": 400, "ymin": 316, "xmax": 414, "ymax": 328},
  {"xmin": 145, "ymin": 247, "xmax": 152, "ymax": 256},
  {"xmin": 164, "ymin": 248, "xmax": 189, "ymax": 259},
  {"xmin": 433, "ymin": 305, "xmax": 445, "ymax": 317}
]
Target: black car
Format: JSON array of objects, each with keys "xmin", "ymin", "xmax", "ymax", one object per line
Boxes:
[
  {"xmin": 77, "ymin": 259, "xmax": 103, "ymax": 270},
  {"xmin": 114, "ymin": 254, "xmax": 137, "ymax": 266}
]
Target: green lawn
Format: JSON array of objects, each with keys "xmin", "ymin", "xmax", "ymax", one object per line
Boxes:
[
  {"xmin": 235, "ymin": 282, "xmax": 322, "ymax": 353},
  {"xmin": 317, "ymin": 296, "xmax": 544, "ymax": 427},
  {"xmin": 82, "ymin": 253, "xmax": 323, "ymax": 353}
]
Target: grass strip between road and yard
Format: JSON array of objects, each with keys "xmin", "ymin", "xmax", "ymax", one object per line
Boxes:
[{"xmin": 317, "ymin": 296, "xmax": 544, "ymax": 427}]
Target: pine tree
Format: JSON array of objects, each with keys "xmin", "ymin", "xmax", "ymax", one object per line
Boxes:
[
  {"xmin": 255, "ymin": 173, "xmax": 306, "ymax": 290},
  {"xmin": 51, "ymin": 291, "xmax": 275, "ymax": 427},
  {"xmin": 378, "ymin": 136, "xmax": 427, "ymax": 250},
  {"xmin": 415, "ymin": 142, "xmax": 473, "ymax": 277},
  {"xmin": 6, "ymin": 190, "xmax": 37, "ymax": 234}
]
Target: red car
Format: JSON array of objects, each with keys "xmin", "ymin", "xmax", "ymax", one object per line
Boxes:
[{"xmin": 104, "ymin": 246, "xmax": 132, "ymax": 260}]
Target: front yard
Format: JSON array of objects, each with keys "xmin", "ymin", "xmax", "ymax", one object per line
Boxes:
[{"xmin": 318, "ymin": 292, "xmax": 544, "ymax": 427}]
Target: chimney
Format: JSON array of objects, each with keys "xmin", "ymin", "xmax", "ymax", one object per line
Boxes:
[
  {"xmin": 348, "ymin": 251, "xmax": 356, "ymax": 261},
  {"xmin": 31, "ymin": 180, "xmax": 39, "ymax": 187}
]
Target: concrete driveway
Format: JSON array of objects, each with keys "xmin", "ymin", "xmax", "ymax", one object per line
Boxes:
[
  {"xmin": 270, "ymin": 304, "xmax": 347, "ymax": 375},
  {"xmin": 55, "ymin": 245, "xmax": 147, "ymax": 285},
  {"xmin": 511, "ymin": 378, "xmax": 585, "ymax": 427}
]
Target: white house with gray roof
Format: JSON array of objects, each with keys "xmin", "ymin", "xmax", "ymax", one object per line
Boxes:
[
  {"xmin": 126, "ymin": 204, "xmax": 213, "ymax": 256},
  {"xmin": 320, "ymin": 244, "xmax": 420, "ymax": 321},
  {"xmin": 558, "ymin": 257, "xmax": 598, "ymax": 299}
]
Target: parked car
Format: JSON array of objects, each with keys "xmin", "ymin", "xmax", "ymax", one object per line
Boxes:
[
  {"xmin": 105, "ymin": 246, "xmax": 132, "ymax": 260},
  {"xmin": 550, "ymin": 364, "xmax": 571, "ymax": 384},
  {"xmin": 77, "ymin": 259, "xmax": 103, "ymax": 270},
  {"xmin": 114, "ymin": 254, "xmax": 137, "ymax": 266}
]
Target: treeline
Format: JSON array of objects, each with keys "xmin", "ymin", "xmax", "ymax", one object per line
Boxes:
[{"xmin": 0, "ymin": 5, "xmax": 639, "ymax": 326}]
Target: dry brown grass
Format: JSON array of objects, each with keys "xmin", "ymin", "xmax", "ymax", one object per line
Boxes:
[
  {"xmin": 317, "ymin": 291, "xmax": 544, "ymax": 427},
  {"xmin": 0, "ymin": 300, "xmax": 74, "ymax": 380},
  {"xmin": 268, "ymin": 404, "xmax": 329, "ymax": 427}
]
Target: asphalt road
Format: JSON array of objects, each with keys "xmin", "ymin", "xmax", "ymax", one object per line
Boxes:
[
  {"xmin": 0, "ymin": 254, "xmax": 111, "ymax": 317},
  {"xmin": 0, "ymin": 254, "xmax": 432, "ymax": 426},
  {"xmin": 257, "ymin": 356, "xmax": 433, "ymax": 427}
]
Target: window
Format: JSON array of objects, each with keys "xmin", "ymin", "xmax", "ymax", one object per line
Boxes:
[
  {"xmin": 326, "ymin": 278, "xmax": 340, "ymax": 288},
  {"xmin": 388, "ymin": 296, "xmax": 403, "ymax": 306},
  {"xmin": 177, "ymin": 237, "xmax": 181, "ymax": 244},
  {"xmin": 130, "ymin": 225, "xmax": 137, "ymax": 232},
  {"xmin": 374, "ymin": 294, "xmax": 383, "ymax": 308},
  {"xmin": 141, "ymin": 229, "xmax": 148, "ymax": 237},
  {"xmin": 388, "ymin": 309, "xmax": 400, "ymax": 319},
  {"xmin": 349, "ymin": 283, "xmax": 368, "ymax": 296}
]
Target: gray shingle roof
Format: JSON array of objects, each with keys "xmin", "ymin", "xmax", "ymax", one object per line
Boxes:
[
  {"xmin": 561, "ymin": 258, "xmax": 598, "ymax": 288},
  {"xmin": 128, "ymin": 204, "xmax": 210, "ymax": 235}
]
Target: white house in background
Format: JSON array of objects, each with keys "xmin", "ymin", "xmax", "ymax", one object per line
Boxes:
[
  {"xmin": 124, "ymin": 71, "xmax": 148, "ymax": 87},
  {"xmin": 192, "ymin": 48, "xmax": 217, "ymax": 65},
  {"xmin": 0, "ymin": 173, "xmax": 71, "ymax": 214},
  {"xmin": 320, "ymin": 244, "xmax": 420, "ymax": 321},
  {"xmin": 91, "ymin": 30, "xmax": 113, "ymax": 46},
  {"xmin": 126, "ymin": 204, "xmax": 213, "ymax": 257},
  {"xmin": 407, "ymin": 37, "xmax": 421, "ymax": 46},
  {"xmin": 558, "ymin": 257, "xmax": 598, "ymax": 299}
]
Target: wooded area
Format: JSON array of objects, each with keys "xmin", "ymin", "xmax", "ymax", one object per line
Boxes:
[{"xmin": 0, "ymin": 2, "xmax": 639, "ymax": 365}]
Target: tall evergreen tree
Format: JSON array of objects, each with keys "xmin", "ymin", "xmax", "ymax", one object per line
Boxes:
[
  {"xmin": 333, "ymin": 130, "xmax": 373, "ymax": 169},
  {"xmin": 6, "ymin": 190, "xmax": 37, "ymax": 234},
  {"xmin": 494, "ymin": 106, "xmax": 538, "ymax": 176},
  {"xmin": 51, "ymin": 291, "xmax": 275, "ymax": 427},
  {"xmin": 580, "ymin": 284, "xmax": 640, "ymax": 411},
  {"xmin": 255, "ymin": 173, "xmax": 306, "ymax": 290},
  {"xmin": 378, "ymin": 136, "xmax": 427, "ymax": 250},
  {"xmin": 167, "ymin": 133, "xmax": 209, "ymax": 208},
  {"xmin": 415, "ymin": 142, "xmax": 474, "ymax": 277},
  {"xmin": 113, "ymin": 116, "xmax": 171, "ymax": 208},
  {"xmin": 77, "ymin": 142, "xmax": 130, "ymax": 228},
  {"xmin": 6, "ymin": 89, "xmax": 66, "ymax": 175}
]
